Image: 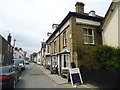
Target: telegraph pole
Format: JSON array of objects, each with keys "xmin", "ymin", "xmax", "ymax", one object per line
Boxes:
[{"xmin": 13, "ymin": 39, "xmax": 16, "ymax": 48}]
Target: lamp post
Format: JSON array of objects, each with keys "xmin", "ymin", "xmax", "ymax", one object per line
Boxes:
[
  {"xmin": 13, "ymin": 39, "xmax": 16, "ymax": 48},
  {"xmin": 12, "ymin": 39, "xmax": 16, "ymax": 60}
]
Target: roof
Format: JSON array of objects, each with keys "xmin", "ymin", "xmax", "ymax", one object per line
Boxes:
[
  {"xmin": 38, "ymin": 50, "xmax": 42, "ymax": 53},
  {"xmin": 100, "ymin": 1, "xmax": 119, "ymax": 29},
  {"xmin": 46, "ymin": 12, "xmax": 103, "ymax": 43},
  {"xmin": 58, "ymin": 49, "xmax": 70, "ymax": 55},
  {"xmin": 1, "ymin": 34, "xmax": 13, "ymax": 48}
]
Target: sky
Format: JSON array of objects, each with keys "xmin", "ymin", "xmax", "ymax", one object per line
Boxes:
[{"xmin": 0, "ymin": 0, "xmax": 112, "ymax": 56}]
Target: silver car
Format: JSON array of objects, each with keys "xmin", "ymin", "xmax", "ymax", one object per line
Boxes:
[{"xmin": 13, "ymin": 59, "xmax": 25, "ymax": 71}]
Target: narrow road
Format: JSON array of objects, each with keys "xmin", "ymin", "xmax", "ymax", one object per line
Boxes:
[{"xmin": 16, "ymin": 63, "xmax": 73, "ymax": 88}]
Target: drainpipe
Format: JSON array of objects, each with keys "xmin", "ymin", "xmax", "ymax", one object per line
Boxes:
[
  {"xmin": 50, "ymin": 55, "xmax": 53, "ymax": 74},
  {"xmin": 58, "ymin": 30, "xmax": 62, "ymax": 76}
]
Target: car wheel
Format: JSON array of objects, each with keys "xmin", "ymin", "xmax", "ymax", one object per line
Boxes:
[
  {"xmin": 17, "ymin": 76, "xmax": 19, "ymax": 82},
  {"xmin": 11, "ymin": 79, "xmax": 16, "ymax": 89}
]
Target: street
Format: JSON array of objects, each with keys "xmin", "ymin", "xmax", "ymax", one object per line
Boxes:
[{"xmin": 15, "ymin": 63, "xmax": 74, "ymax": 88}]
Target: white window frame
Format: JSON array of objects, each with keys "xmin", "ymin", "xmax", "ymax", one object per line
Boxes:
[
  {"xmin": 63, "ymin": 31, "xmax": 67, "ymax": 47},
  {"xmin": 62, "ymin": 54, "xmax": 70, "ymax": 69},
  {"xmin": 54, "ymin": 41, "xmax": 57, "ymax": 53},
  {"xmin": 83, "ymin": 28, "xmax": 95, "ymax": 44},
  {"xmin": 47, "ymin": 45, "xmax": 50, "ymax": 53}
]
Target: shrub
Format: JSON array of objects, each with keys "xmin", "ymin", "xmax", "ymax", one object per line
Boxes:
[{"xmin": 82, "ymin": 45, "xmax": 120, "ymax": 71}]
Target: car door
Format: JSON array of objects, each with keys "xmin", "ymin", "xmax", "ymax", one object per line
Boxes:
[{"xmin": 9, "ymin": 67, "xmax": 17, "ymax": 82}]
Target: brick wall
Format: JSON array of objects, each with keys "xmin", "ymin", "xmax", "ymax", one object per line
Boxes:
[
  {"xmin": 2, "ymin": 37, "xmax": 13, "ymax": 65},
  {"xmin": 70, "ymin": 17, "xmax": 102, "ymax": 67}
]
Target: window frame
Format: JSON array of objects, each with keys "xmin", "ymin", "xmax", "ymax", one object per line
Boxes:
[
  {"xmin": 62, "ymin": 54, "xmax": 70, "ymax": 68},
  {"xmin": 47, "ymin": 45, "xmax": 50, "ymax": 53},
  {"xmin": 54, "ymin": 41, "xmax": 57, "ymax": 53},
  {"xmin": 63, "ymin": 31, "xmax": 67, "ymax": 47},
  {"xmin": 83, "ymin": 28, "xmax": 95, "ymax": 44}
]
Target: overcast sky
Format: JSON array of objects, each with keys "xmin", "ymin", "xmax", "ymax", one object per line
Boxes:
[{"xmin": 0, "ymin": 0, "xmax": 112, "ymax": 56}]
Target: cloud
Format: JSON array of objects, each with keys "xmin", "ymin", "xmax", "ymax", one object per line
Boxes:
[{"xmin": 0, "ymin": 0, "xmax": 112, "ymax": 56}]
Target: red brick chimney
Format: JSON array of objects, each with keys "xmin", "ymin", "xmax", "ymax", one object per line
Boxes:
[{"xmin": 7, "ymin": 33, "xmax": 11, "ymax": 44}]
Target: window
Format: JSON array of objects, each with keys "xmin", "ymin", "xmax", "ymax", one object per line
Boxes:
[
  {"xmin": 8, "ymin": 44, "xmax": 10, "ymax": 52},
  {"xmin": 52, "ymin": 56, "xmax": 57, "ymax": 67},
  {"xmin": 47, "ymin": 45, "xmax": 50, "ymax": 53},
  {"xmin": 64, "ymin": 55, "xmax": 66, "ymax": 67},
  {"xmin": 83, "ymin": 28, "xmax": 94, "ymax": 44},
  {"xmin": 10, "ymin": 47, "xmax": 12, "ymax": 52},
  {"xmin": 63, "ymin": 54, "xmax": 70, "ymax": 68},
  {"xmin": 54, "ymin": 41, "xmax": 56, "ymax": 53},
  {"xmin": 63, "ymin": 31, "xmax": 67, "ymax": 46}
]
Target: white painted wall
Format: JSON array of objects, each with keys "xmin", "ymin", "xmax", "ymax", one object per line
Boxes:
[
  {"xmin": 13, "ymin": 49, "xmax": 26, "ymax": 59},
  {"xmin": 102, "ymin": 4, "xmax": 119, "ymax": 47},
  {"xmin": 13, "ymin": 50, "xmax": 23, "ymax": 59},
  {"xmin": 118, "ymin": 2, "xmax": 120, "ymax": 47},
  {"xmin": 37, "ymin": 53, "xmax": 41, "ymax": 64}
]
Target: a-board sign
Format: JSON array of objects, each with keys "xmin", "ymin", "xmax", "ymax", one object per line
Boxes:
[{"xmin": 69, "ymin": 68, "xmax": 83, "ymax": 86}]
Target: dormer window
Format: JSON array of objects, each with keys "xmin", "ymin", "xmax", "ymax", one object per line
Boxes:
[{"xmin": 89, "ymin": 10, "xmax": 96, "ymax": 17}]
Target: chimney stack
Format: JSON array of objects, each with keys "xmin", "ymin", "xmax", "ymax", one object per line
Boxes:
[
  {"xmin": 75, "ymin": 2, "xmax": 85, "ymax": 13},
  {"xmin": 7, "ymin": 33, "xmax": 11, "ymax": 44}
]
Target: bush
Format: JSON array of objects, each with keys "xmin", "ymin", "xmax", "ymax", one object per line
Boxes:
[{"xmin": 82, "ymin": 45, "xmax": 120, "ymax": 71}]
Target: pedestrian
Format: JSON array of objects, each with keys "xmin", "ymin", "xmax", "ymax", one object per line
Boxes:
[{"xmin": 53, "ymin": 62, "xmax": 58, "ymax": 74}]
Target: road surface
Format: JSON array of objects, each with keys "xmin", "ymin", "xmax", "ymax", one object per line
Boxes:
[{"xmin": 16, "ymin": 63, "xmax": 73, "ymax": 88}]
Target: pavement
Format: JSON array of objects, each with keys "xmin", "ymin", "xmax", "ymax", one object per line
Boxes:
[{"xmin": 37, "ymin": 64, "xmax": 100, "ymax": 89}]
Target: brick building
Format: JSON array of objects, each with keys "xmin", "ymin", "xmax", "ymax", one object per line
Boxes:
[
  {"xmin": 13, "ymin": 47, "xmax": 27, "ymax": 60},
  {"xmin": 46, "ymin": 2, "xmax": 103, "ymax": 76},
  {"xmin": 0, "ymin": 34, "xmax": 13, "ymax": 66}
]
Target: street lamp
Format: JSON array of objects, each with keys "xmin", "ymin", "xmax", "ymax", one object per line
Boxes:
[{"xmin": 13, "ymin": 39, "xmax": 16, "ymax": 48}]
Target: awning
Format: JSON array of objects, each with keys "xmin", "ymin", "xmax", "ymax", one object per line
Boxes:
[
  {"xmin": 58, "ymin": 49, "xmax": 70, "ymax": 55},
  {"xmin": 51, "ymin": 53, "xmax": 57, "ymax": 56}
]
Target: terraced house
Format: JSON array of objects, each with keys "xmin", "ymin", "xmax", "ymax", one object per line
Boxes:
[
  {"xmin": 0, "ymin": 34, "xmax": 13, "ymax": 66},
  {"xmin": 46, "ymin": 2, "xmax": 103, "ymax": 76},
  {"xmin": 101, "ymin": 1, "xmax": 120, "ymax": 47}
]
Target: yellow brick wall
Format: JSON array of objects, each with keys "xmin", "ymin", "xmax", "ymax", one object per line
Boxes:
[{"xmin": 49, "ymin": 16, "xmax": 102, "ymax": 68}]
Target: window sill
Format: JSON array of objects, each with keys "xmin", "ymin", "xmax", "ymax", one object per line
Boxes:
[
  {"xmin": 63, "ymin": 45, "xmax": 67, "ymax": 48},
  {"xmin": 83, "ymin": 43, "xmax": 96, "ymax": 46}
]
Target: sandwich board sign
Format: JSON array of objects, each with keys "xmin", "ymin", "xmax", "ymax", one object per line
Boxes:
[{"xmin": 69, "ymin": 68, "xmax": 83, "ymax": 87}]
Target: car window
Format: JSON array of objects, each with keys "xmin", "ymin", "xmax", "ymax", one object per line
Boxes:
[
  {"xmin": 14, "ymin": 60, "xmax": 24, "ymax": 64},
  {"xmin": 0, "ymin": 66, "xmax": 10, "ymax": 73},
  {"xmin": 9, "ymin": 67, "xmax": 16, "ymax": 72}
]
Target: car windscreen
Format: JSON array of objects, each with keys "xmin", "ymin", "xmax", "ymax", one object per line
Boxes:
[
  {"xmin": 0, "ymin": 66, "xmax": 10, "ymax": 73},
  {"xmin": 14, "ymin": 60, "xmax": 24, "ymax": 64}
]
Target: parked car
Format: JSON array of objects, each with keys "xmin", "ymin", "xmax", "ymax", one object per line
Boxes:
[
  {"xmin": 12, "ymin": 64, "xmax": 21, "ymax": 74},
  {"xmin": 25, "ymin": 60, "xmax": 29, "ymax": 65},
  {"xmin": 0, "ymin": 65, "xmax": 19, "ymax": 89},
  {"xmin": 13, "ymin": 59, "xmax": 25, "ymax": 71}
]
